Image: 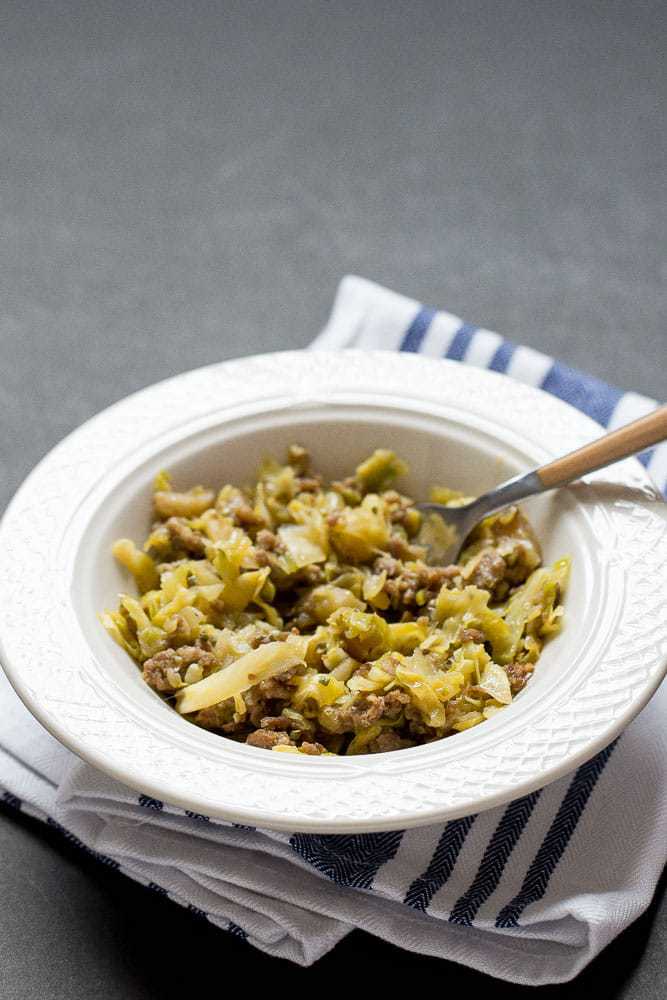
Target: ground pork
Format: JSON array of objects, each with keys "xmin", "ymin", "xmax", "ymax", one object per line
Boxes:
[
  {"xmin": 294, "ymin": 564, "xmax": 326, "ymax": 586},
  {"xmin": 404, "ymin": 702, "xmax": 431, "ymax": 736},
  {"xmin": 142, "ymin": 646, "xmax": 218, "ymax": 692},
  {"xmin": 246, "ymin": 730, "xmax": 292, "ymax": 749},
  {"xmin": 330, "ymin": 476, "xmax": 362, "ymax": 505},
  {"xmin": 235, "ymin": 505, "xmax": 265, "ymax": 527},
  {"xmin": 504, "ymin": 661, "xmax": 535, "ymax": 694},
  {"xmin": 255, "ymin": 530, "xmax": 323, "ymax": 583},
  {"xmin": 374, "ymin": 554, "xmax": 459, "ymax": 604},
  {"xmin": 256, "ymin": 529, "xmax": 281, "ymax": 551},
  {"xmin": 259, "ymin": 715, "xmax": 293, "ymax": 730},
  {"xmin": 295, "ymin": 476, "xmax": 322, "ymax": 493},
  {"xmin": 193, "ymin": 700, "xmax": 235, "ymax": 731},
  {"xmin": 166, "ymin": 612, "xmax": 207, "ymax": 646},
  {"xmin": 460, "ymin": 627, "xmax": 486, "ymax": 644},
  {"xmin": 386, "ymin": 534, "xmax": 426, "ymax": 561},
  {"xmin": 500, "ymin": 539, "xmax": 541, "ymax": 586},
  {"xmin": 463, "ymin": 550, "xmax": 507, "ymax": 592},
  {"xmin": 366, "ymin": 730, "xmax": 410, "ymax": 753},
  {"xmin": 165, "ymin": 517, "xmax": 208, "ymax": 556},
  {"xmin": 286, "ymin": 444, "xmax": 310, "ymax": 475},
  {"xmin": 243, "ymin": 668, "xmax": 299, "ymax": 726},
  {"xmin": 299, "ymin": 741, "xmax": 327, "ymax": 755},
  {"xmin": 219, "ymin": 487, "xmax": 265, "ymax": 527},
  {"xmin": 382, "ymin": 490, "xmax": 414, "ymax": 525},
  {"xmin": 320, "ymin": 689, "xmax": 409, "ymax": 734}
]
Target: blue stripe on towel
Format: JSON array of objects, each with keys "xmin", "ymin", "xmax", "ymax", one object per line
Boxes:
[
  {"xmin": 227, "ymin": 921, "xmax": 248, "ymax": 939},
  {"xmin": 446, "ymin": 323, "xmax": 478, "ymax": 360},
  {"xmin": 541, "ymin": 361, "xmax": 623, "ymax": 427},
  {"xmin": 147, "ymin": 882, "xmax": 168, "ymax": 895},
  {"xmin": 495, "ymin": 742, "xmax": 617, "ymax": 928},
  {"xmin": 289, "ymin": 831, "xmax": 404, "ymax": 889},
  {"xmin": 448, "ymin": 791, "xmax": 541, "ymax": 926},
  {"xmin": 138, "ymin": 794, "xmax": 164, "ymax": 811},
  {"xmin": 404, "ymin": 815, "xmax": 476, "ymax": 912},
  {"xmin": 400, "ymin": 306, "xmax": 437, "ymax": 352},
  {"xmin": 488, "ymin": 340, "xmax": 516, "ymax": 373}
]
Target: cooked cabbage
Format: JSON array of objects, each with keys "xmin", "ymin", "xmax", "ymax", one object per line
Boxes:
[
  {"xmin": 103, "ymin": 445, "xmax": 569, "ymax": 756},
  {"xmin": 175, "ymin": 636, "xmax": 308, "ymax": 714}
]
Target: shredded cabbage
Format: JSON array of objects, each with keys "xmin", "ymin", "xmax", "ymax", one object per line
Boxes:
[
  {"xmin": 175, "ymin": 636, "xmax": 308, "ymax": 714},
  {"xmin": 104, "ymin": 445, "xmax": 569, "ymax": 756}
]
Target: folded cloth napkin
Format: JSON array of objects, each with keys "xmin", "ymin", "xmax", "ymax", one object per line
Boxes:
[{"xmin": 1, "ymin": 275, "xmax": 666, "ymax": 984}]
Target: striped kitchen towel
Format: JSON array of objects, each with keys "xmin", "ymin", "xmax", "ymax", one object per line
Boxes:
[
  {"xmin": 313, "ymin": 276, "xmax": 667, "ymax": 490},
  {"xmin": 1, "ymin": 274, "xmax": 665, "ymax": 984}
]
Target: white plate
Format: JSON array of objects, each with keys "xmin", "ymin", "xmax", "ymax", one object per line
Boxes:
[{"xmin": 1, "ymin": 350, "xmax": 666, "ymax": 832}]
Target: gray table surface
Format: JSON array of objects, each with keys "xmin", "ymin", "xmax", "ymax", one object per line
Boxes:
[{"xmin": 1, "ymin": 1, "xmax": 665, "ymax": 997}]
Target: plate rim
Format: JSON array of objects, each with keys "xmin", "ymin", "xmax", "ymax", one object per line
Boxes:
[{"xmin": 1, "ymin": 349, "xmax": 666, "ymax": 832}]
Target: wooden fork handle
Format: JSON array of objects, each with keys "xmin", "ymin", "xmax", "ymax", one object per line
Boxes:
[{"xmin": 537, "ymin": 405, "xmax": 667, "ymax": 489}]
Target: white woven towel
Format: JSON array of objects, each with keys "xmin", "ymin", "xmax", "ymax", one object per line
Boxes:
[{"xmin": 1, "ymin": 275, "xmax": 665, "ymax": 984}]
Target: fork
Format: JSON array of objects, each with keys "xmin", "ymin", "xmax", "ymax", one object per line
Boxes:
[{"xmin": 416, "ymin": 405, "xmax": 667, "ymax": 564}]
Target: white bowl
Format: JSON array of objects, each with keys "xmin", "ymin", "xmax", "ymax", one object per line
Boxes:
[{"xmin": 1, "ymin": 350, "xmax": 666, "ymax": 832}]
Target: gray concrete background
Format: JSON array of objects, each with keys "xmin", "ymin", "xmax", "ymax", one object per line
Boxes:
[{"xmin": 1, "ymin": 1, "xmax": 665, "ymax": 996}]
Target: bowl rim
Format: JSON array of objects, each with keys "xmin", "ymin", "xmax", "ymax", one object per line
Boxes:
[{"xmin": 1, "ymin": 349, "xmax": 666, "ymax": 833}]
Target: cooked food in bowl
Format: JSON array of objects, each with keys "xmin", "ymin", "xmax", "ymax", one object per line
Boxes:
[{"xmin": 102, "ymin": 446, "xmax": 569, "ymax": 756}]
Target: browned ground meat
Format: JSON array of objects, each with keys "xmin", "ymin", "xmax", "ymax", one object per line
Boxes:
[
  {"xmin": 367, "ymin": 730, "xmax": 410, "ymax": 753},
  {"xmin": 422, "ymin": 565, "xmax": 460, "ymax": 588},
  {"xmin": 257, "ymin": 670, "xmax": 298, "ymax": 700},
  {"xmin": 142, "ymin": 657, "xmax": 174, "ymax": 693},
  {"xmin": 376, "ymin": 554, "xmax": 459, "ymax": 583},
  {"xmin": 404, "ymin": 701, "xmax": 430, "ymax": 736},
  {"xmin": 165, "ymin": 517, "xmax": 208, "ymax": 556},
  {"xmin": 299, "ymin": 741, "xmax": 327, "ymax": 755},
  {"xmin": 256, "ymin": 529, "xmax": 281, "ymax": 551},
  {"xmin": 384, "ymin": 569, "xmax": 421, "ymax": 604},
  {"xmin": 142, "ymin": 646, "xmax": 218, "ymax": 691},
  {"xmin": 246, "ymin": 730, "xmax": 292, "ymax": 749},
  {"xmin": 252, "ymin": 630, "xmax": 291, "ymax": 647},
  {"xmin": 330, "ymin": 476, "xmax": 362, "ymax": 505},
  {"xmin": 381, "ymin": 490, "xmax": 414, "ymax": 524},
  {"xmin": 320, "ymin": 689, "xmax": 409, "ymax": 733},
  {"xmin": 460, "ymin": 627, "xmax": 486, "ymax": 644},
  {"xmin": 465, "ymin": 550, "xmax": 507, "ymax": 592},
  {"xmin": 243, "ymin": 668, "xmax": 299, "ymax": 725},
  {"xmin": 294, "ymin": 564, "xmax": 326, "ymax": 586},
  {"xmin": 353, "ymin": 694, "xmax": 386, "ymax": 727},
  {"xmin": 502, "ymin": 541, "xmax": 541, "ymax": 586},
  {"xmin": 373, "ymin": 554, "xmax": 401, "ymax": 577},
  {"xmin": 375, "ymin": 553, "xmax": 459, "ymax": 605},
  {"xmin": 382, "ymin": 689, "xmax": 410, "ymax": 717},
  {"xmin": 254, "ymin": 529, "xmax": 293, "ymax": 573},
  {"xmin": 219, "ymin": 487, "xmax": 266, "ymax": 528},
  {"xmin": 286, "ymin": 444, "xmax": 310, "ymax": 475},
  {"xmin": 236, "ymin": 505, "xmax": 265, "ymax": 527},
  {"xmin": 504, "ymin": 661, "xmax": 535, "ymax": 694},
  {"xmin": 259, "ymin": 715, "xmax": 293, "ymax": 730},
  {"xmin": 295, "ymin": 476, "xmax": 322, "ymax": 493},
  {"xmin": 386, "ymin": 534, "xmax": 426, "ymax": 561},
  {"xmin": 167, "ymin": 612, "xmax": 203, "ymax": 646},
  {"xmin": 194, "ymin": 700, "xmax": 235, "ymax": 730}
]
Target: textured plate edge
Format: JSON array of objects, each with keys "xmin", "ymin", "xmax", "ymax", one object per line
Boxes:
[{"xmin": 1, "ymin": 349, "xmax": 666, "ymax": 832}]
